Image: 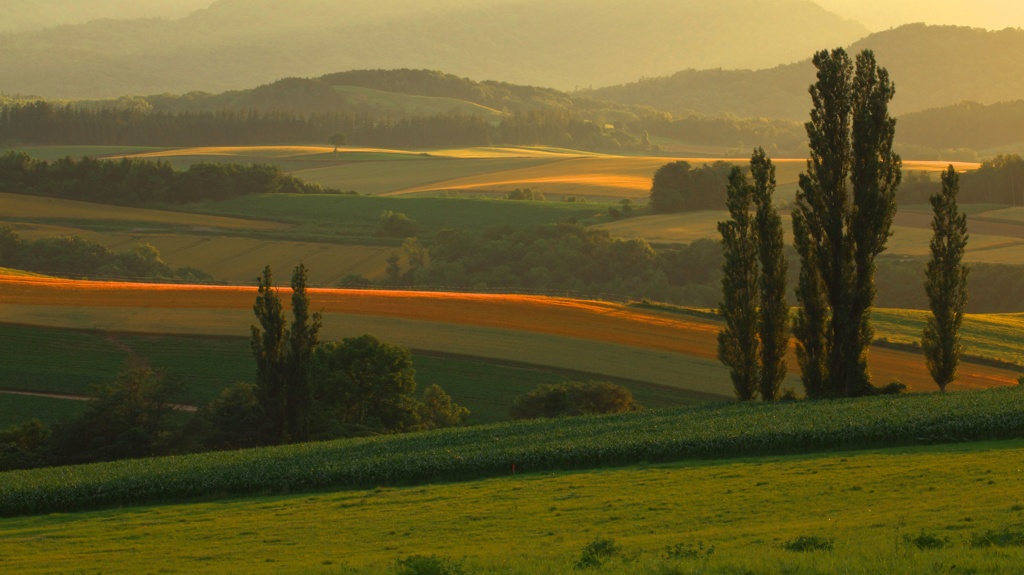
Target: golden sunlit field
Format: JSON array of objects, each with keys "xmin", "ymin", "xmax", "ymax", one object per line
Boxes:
[
  {"xmin": 2, "ymin": 273, "xmax": 1018, "ymax": 397},
  {"xmin": 95, "ymin": 146, "xmax": 979, "ymax": 200}
]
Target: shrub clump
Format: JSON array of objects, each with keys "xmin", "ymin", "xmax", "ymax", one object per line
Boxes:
[
  {"xmin": 575, "ymin": 537, "xmax": 620, "ymax": 569},
  {"xmin": 511, "ymin": 381, "xmax": 640, "ymax": 419},
  {"xmin": 783, "ymin": 535, "xmax": 834, "ymax": 552},
  {"xmin": 393, "ymin": 554, "xmax": 467, "ymax": 575}
]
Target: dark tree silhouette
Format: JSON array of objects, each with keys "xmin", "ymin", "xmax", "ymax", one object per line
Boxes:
[
  {"xmin": 923, "ymin": 166, "xmax": 969, "ymax": 391},
  {"xmin": 791, "ymin": 48, "xmax": 900, "ymax": 398}
]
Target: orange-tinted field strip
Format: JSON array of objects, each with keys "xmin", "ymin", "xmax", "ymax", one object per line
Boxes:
[{"xmin": 1, "ymin": 274, "xmax": 1016, "ymax": 393}]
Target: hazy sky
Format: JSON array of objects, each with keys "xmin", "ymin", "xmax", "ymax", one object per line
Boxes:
[
  {"xmin": 4, "ymin": 1, "xmax": 1024, "ymax": 35},
  {"xmin": 814, "ymin": 0, "xmax": 1024, "ymax": 31}
]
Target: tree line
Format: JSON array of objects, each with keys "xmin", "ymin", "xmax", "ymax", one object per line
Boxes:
[
  {"xmin": 0, "ymin": 152, "xmax": 329, "ymax": 205},
  {"xmin": 0, "ymin": 101, "xmax": 652, "ymax": 153},
  {"xmin": 0, "ymin": 227, "xmax": 209, "ymax": 282}
]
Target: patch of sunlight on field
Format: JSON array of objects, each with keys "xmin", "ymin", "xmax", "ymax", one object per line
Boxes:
[
  {"xmin": 0, "ymin": 192, "xmax": 285, "ymax": 231},
  {"xmin": 426, "ymin": 146, "xmax": 596, "ymax": 159},
  {"xmin": 291, "ymin": 156, "xmax": 558, "ymax": 194},
  {"xmin": 2, "ymin": 441, "xmax": 1022, "ymax": 574},
  {"xmin": 2, "ymin": 276, "xmax": 1019, "ymax": 394},
  {"xmin": 393, "ymin": 156, "xmax": 677, "ymax": 198}
]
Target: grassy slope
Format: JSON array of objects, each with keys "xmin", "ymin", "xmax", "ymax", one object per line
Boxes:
[
  {"xmin": 2, "ymin": 395, "xmax": 1024, "ymax": 572},
  {"xmin": 1, "ymin": 441, "xmax": 1022, "ymax": 574}
]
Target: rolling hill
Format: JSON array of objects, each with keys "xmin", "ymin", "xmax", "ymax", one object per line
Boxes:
[
  {"xmin": 0, "ymin": 0, "xmax": 868, "ymax": 98},
  {"xmin": 585, "ymin": 24, "xmax": 1024, "ymax": 120}
]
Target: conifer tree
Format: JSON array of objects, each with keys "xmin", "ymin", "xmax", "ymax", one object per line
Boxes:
[
  {"xmin": 791, "ymin": 48, "xmax": 900, "ymax": 398},
  {"xmin": 923, "ymin": 166, "xmax": 969, "ymax": 391},
  {"xmin": 717, "ymin": 167, "xmax": 760, "ymax": 401},
  {"xmin": 750, "ymin": 148, "xmax": 788, "ymax": 400}
]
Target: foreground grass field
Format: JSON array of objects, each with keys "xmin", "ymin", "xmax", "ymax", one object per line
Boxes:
[{"xmin": 1, "ymin": 394, "xmax": 1023, "ymax": 573}]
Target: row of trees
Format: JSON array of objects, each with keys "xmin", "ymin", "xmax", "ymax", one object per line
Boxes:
[
  {"xmin": 0, "ymin": 152, "xmax": 330, "ymax": 205},
  {"xmin": 717, "ymin": 48, "xmax": 970, "ymax": 399},
  {"xmin": 0, "ymin": 101, "xmax": 651, "ymax": 153},
  {"xmin": 648, "ymin": 160, "xmax": 734, "ymax": 213},
  {"xmin": 0, "ymin": 227, "xmax": 209, "ymax": 282}
]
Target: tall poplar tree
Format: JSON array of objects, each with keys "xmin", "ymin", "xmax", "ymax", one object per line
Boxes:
[
  {"xmin": 923, "ymin": 166, "xmax": 969, "ymax": 391},
  {"xmin": 286, "ymin": 263, "xmax": 321, "ymax": 441},
  {"xmin": 717, "ymin": 167, "xmax": 760, "ymax": 401},
  {"xmin": 251, "ymin": 265, "xmax": 288, "ymax": 441},
  {"xmin": 792, "ymin": 48, "xmax": 900, "ymax": 398},
  {"xmin": 750, "ymin": 148, "xmax": 788, "ymax": 401},
  {"xmin": 251, "ymin": 263, "xmax": 322, "ymax": 443}
]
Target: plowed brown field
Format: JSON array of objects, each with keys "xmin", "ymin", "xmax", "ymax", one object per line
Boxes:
[{"xmin": 1, "ymin": 274, "xmax": 1016, "ymax": 394}]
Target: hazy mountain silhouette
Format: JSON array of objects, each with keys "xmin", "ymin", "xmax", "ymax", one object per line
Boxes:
[
  {"xmin": 585, "ymin": 24, "xmax": 1024, "ymax": 119},
  {"xmin": 0, "ymin": 0, "xmax": 867, "ymax": 98}
]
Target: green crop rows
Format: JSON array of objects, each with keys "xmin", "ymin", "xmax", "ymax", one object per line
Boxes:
[{"xmin": 3, "ymin": 387, "xmax": 1023, "ymax": 517}]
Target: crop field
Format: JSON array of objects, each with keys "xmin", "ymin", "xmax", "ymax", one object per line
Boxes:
[
  {"xmin": 0, "ymin": 393, "xmax": 88, "ymax": 425},
  {"xmin": 0, "ymin": 192, "xmax": 284, "ymax": 232},
  {"xmin": 197, "ymin": 193, "xmax": 608, "ymax": 240},
  {"xmin": 872, "ymin": 309, "xmax": 1024, "ymax": 367},
  {"xmin": 0, "ymin": 323, "xmax": 702, "ymax": 427},
  {"xmin": 600, "ymin": 205, "xmax": 1024, "ymax": 265},
  {"xmin": 2, "ymin": 274, "xmax": 1020, "ymax": 397},
  {"xmin": 8, "ymin": 224, "xmax": 393, "ymax": 285},
  {"xmin": 2, "ymin": 436, "xmax": 1022, "ymax": 573}
]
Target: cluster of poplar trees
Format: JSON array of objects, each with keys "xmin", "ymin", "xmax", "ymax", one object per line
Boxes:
[{"xmin": 717, "ymin": 48, "xmax": 970, "ymax": 400}]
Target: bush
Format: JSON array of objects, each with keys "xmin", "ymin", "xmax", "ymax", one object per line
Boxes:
[
  {"xmin": 511, "ymin": 380, "xmax": 640, "ymax": 419},
  {"xmin": 970, "ymin": 525, "xmax": 1024, "ymax": 548},
  {"xmin": 904, "ymin": 529, "xmax": 949, "ymax": 550},
  {"xmin": 393, "ymin": 554, "xmax": 466, "ymax": 575},
  {"xmin": 505, "ymin": 187, "xmax": 545, "ymax": 201},
  {"xmin": 783, "ymin": 535, "xmax": 834, "ymax": 552},
  {"xmin": 575, "ymin": 537, "xmax": 620, "ymax": 569},
  {"xmin": 377, "ymin": 210, "xmax": 419, "ymax": 238}
]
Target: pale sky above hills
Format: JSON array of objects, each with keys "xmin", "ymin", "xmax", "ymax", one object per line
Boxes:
[
  {"xmin": 4, "ymin": 1, "xmax": 1023, "ymax": 35},
  {"xmin": 814, "ymin": 0, "xmax": 1024, "ymax": 31}
]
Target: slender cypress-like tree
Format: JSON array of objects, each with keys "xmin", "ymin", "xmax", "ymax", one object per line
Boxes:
[
  {"xmin": 750, "ymin": 148, "xmax": 788, "ymax": 401},
  {"xmin": 251, "ymin": 265, "xmax": 288, "ymax": 441},
  {"xmin": 717, "ymin": 167, "xmax": 760, "ymax": 401},
  {"xmin": 791, "ymin": 48, "xmax": 899, "ymax": 398},
  {"xmin": 923, "ymin": 166, "xmax": 969, "ymax": 391},
  {"xmin": 286, "ymin": 263, "xmax": 322, "ymax": 441},
  {"xmin": 251, "ymin": 263, "xmax": 322, "ymax": 443}
]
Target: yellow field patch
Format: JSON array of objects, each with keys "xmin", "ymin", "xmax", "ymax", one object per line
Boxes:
[
  {"xmin": 0, "ymin": 192, "xmax": 285, "ymax": 231},
  {"xmin": 1, "ymin": 275, "xmax": 1018, "ymax": 394}
]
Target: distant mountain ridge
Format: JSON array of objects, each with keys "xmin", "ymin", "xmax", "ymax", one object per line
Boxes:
[
  {"xmin": 0, "ymin": 0, "xmax": 868, "ymax": 98},
  {"xmin": 584, "ymin": 24, "xmax": 1024, "ymax": 119}
]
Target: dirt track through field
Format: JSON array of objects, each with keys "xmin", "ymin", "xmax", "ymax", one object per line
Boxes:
[{"xmin": 1, "ymin": 274, "xmax": 1017, "ymax": 394}]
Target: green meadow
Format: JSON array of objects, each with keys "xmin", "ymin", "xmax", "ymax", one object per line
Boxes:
[{"xmin": 1, "ymin": 436, "xmax": 1022, "ymax": 573}]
